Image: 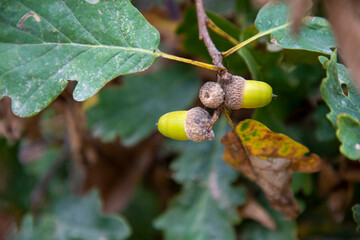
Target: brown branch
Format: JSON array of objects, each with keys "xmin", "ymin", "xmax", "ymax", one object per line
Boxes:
[{"xmin": 195, "ymin": 0, "xmax": 225, "ymax": 76}]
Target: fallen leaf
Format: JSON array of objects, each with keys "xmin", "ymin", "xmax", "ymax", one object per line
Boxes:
[
  {"xmin": 222, "ymin": 119, "xmax": 322, "ymax": 218},
  {"xmin": 239, "ymin": 196, "xmax": 277, "ymax": 230}
]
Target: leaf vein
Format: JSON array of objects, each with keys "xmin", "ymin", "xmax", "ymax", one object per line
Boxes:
[
  {"xmin": 106, "ymin": 52, "xmax": 136, "ymax": 79},
  {"xmin": 16, "ymin": 1, "xmax": 74, "ymax": 43},
  {"xmin": 60, "ymin": 0, "xmax": 102, "ymax": 45},
  {"xmin": 0, "ymin": 45, "xmax": 57, "ymax": 78}
]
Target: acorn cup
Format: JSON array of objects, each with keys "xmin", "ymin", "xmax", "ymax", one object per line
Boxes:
[
  {"xmin": 223, "ymin": 75, "xmax": 273, "ymax": 110},
  {"xmin": 199, "ymin": 81, "xmax": 225, "ymax": 108}
]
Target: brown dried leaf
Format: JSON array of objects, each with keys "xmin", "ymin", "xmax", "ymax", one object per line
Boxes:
[
  {"xmin": 239, "ymin": 196, "xmax": 277, "ymax": 230},
  {"xmin": 222, "ymin": 119, "xmax": 322, "ymax": 218}
]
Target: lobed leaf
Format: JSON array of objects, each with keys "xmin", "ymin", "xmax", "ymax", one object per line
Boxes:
[
  {"xmin": 255, "ymin": 2, "xmax": 335, "ymax": 54},
  {"xmin": 320, "ymin": 52, "xmax": 360, "ymax": 127},
  {"xmin": 0, "ymin": 0, "xmax": 160, "ymax": 117},
  {"xmin": 320, "ymin": 51, "xmax": 360, "ymax": 160},
  {"xmin": 155, "ymin": 117, "xmax": 246, "ymax": 240},
  {"xmin": 86, "ymin": 64, "xmax": 200, "ymax": 146}
]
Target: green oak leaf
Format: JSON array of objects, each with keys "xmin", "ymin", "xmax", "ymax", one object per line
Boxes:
[
  {"xmin": 320, "ymin": 51, "xmax": 360, "ymax": 160},
  {"xmin": 337, "ymin": 114, "xmax": 360, "ymax": 160},
  {"xmin": 320, "ymin": 51, "xmax": 360, "ymax": 127},
  {"xmin": 155, "ymin": 116, "xmax": 246, "ymax": 240},
  {"xmin": 0, "ymin": 0, "xmax": 159, "ymax": 117},
  {"xmin": 86, "ymin": 64, "xmax": 200, "ymax": 146},
  {"xmin": 255, "ymin": 2, "xmax": 335, "ymax": 54},
  {"xmin": 11, "ymin": 191, "xmax": 131, "ymax": 240}
]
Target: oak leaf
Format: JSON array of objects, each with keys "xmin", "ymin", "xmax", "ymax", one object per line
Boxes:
[{"xmin": 221, "ymin": 119, "xmax": 322, "ymax": 219}]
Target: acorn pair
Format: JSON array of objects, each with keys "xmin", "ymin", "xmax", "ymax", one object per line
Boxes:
[
  {"xmin": 199, "ymin": 76, "xmax": 273, "ymax": 110},
  {"xmin": 157, "ymin": 76, "xmax": 273, "ymax": 142}
]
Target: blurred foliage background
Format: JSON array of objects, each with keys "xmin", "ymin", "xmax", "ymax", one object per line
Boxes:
[{"xmin": 1, "ymin": 0, "xmax": 360, "ymax": 239}]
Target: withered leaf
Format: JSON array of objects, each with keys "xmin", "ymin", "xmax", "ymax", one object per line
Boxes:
[
  {"xmin": 239, "ymin": 196, "xmax": 277, "ymax": 230},
  {"xmin": 221, "ymin": 119, "xmax": 322, "ymax": 219}
]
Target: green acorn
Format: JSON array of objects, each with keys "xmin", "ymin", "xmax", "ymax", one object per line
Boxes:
[{"xmin": 157, "ymin": 107, "xmax": 214, "ymax": 142}]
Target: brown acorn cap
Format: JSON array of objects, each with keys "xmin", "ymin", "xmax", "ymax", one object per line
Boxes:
[
  {"xmin": 199, "ymin": 82, "xmax": 225, "ymax": 108},
  {"xmin": 223, "ymin": 75, "xmax": 246, "ymax": 110},
  {"xmin": 184, "ymin": 107, "xmax": 214, "ymax": 142}
]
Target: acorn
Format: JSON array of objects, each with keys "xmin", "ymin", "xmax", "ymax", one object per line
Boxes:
[
  {"xmin": 224, "ymin": 75, "xmax": 273, "ymax": 110},
  {"xmin": 157, "ymin": 107, "xmax": 214, "ymax": 142},
  {"xmin": 199, "ymin": 81, "xmax": 225, "ymax": 108}
]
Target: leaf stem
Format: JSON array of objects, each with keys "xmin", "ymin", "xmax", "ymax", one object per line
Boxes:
[
  {"xmin": 222, "ymin": 22, "xmax": 292, "ymax": 58},
  {"xmin": 207, "ymin": 19, "xmax": 238, "ymax": 45},
  {"xmin": 157, "ymin": 52, "xmax": 223, "ymax": 72},
  {"xmin": 222, "ymin": 108, "xmax": 236, "ymax": 131},
  {"xmin": 222, "ymin": 109, "xmax": 259, "ymax": 180},
  {"xmin": 207, "ymin": 19, "xmax": 261, "ymax": 79}
]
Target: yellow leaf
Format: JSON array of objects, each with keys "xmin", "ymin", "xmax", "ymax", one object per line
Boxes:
[
  {"xmin": 221, "ymin": 119, "xmax": 322, "ymax": 219},
  {"xmin": 236, "ymin": 119, "xmax": 322, "ymax": 173}
]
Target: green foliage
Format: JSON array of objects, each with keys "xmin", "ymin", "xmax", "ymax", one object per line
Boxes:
[
  {"xmin": 0, "ymin": 139, "xmax": 34, "ymax": 212},
  {"xmin": 255, "ymin": 2, "xmax": 335, "ymax": 54},
  {"xmin": 0, "ymin": 0, "xmax": 159, "ymax": 117},
  {"xmin": 2, "ymin": 0, "xmax": 360, "ymax": 239},
  {"xmin": 123, "ymin": 186, "xmax": 161, "ymax": 240},
  {"xmin": 320, "ymin": 52, "xmax": 360, "ymax": 160},
  {"xmin": 177, "ymin": 7, "xmax": 248, "ymax": 76},
  {"xmin": 337, "ymin": 114, "xmax": 360, "ymax": 160},
  {"xmin": 204, "ymin": 0, "xmax": 237, "ymax": 14},
  {"xmin": 11, "ymin": 191, "xmax": 130, "ymax": 240},
  {"xmin": 87, "ymin": 64, "xmax": 200, "ymax": 146},
  {"xmin": 155, "ymin": 117, "xmax": 246, "ymax": 240},
  {"xmin": 353, "ymin": 204, "xmax": 360, "ymax": 232}
]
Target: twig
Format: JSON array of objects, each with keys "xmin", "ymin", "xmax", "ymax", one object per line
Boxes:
[
  {"xmin": 209, "ymin": 108, "xmax": 222, "ymax": 129},
  {"xmin": 195, "ymin": 0, "xmax": 229, "ymax": 131},
  {"xmin": 195, "ymin": 0, "xmax": 225, "ymax": 76}
]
